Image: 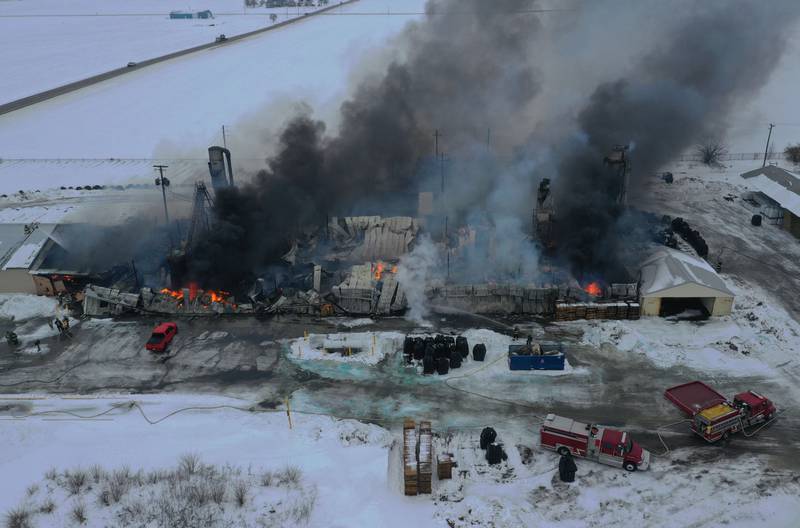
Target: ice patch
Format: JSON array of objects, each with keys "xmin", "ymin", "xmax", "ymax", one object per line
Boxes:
[{"xmin": 287, "ymin": 331, "xmax": 405, "ymax": 365}]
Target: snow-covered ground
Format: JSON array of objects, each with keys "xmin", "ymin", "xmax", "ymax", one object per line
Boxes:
[
  {"xmin": 2, "ymin": 394, "xmax": 797, "ymax": 527},
  {"xmin": 0, "ymin": 0, "xmax": 425, "ymax": 193},
  {"xmin": 577, "ymin": 273, "xmax": 800, "ymax": 400},
  {"xmin": 0, "ymin": 394, "xmax": 435, "ymax": 527},
  {"xmin": 0, "ymin": 0, "xmax": 325, "ymax": 105}
]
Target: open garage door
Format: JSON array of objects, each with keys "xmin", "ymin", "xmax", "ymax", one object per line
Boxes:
[{"xmin": 659, "ymin": 297, "xmax": 712, "ymax": 319}]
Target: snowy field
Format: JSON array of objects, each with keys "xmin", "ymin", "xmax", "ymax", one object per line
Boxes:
[
  {"xmin": 0, "ymin": 0, "xmax": 425, "ymax": 192},
  {"xmin": 2, "ymin": 394, "xmax": 798, "ymax": 528},
  {"xmin": 0, "ymin": 0, "xmax": 325, "ymax": 105}
]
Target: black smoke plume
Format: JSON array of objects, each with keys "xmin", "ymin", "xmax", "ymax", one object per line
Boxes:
[
  {"xmin": 189, "ymin": 0, "xmax": 799, "ymax": 291},
  {"xmin": 189, "ymin": 0, "xmax": 543, "ymax": 290},
  {"xmin": 552, "ymin": 0, "xmax": 799, "ymax": 278}
]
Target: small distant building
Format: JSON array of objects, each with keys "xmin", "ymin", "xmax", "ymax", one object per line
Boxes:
[
  {"xmin": 169, "ymin": 10, "xmax": 214, "ymax": 19},
  {"xmin": 741, "ymin": 165, "xmax": 800, "ymax": 239},
  {"xmin": 639, "ymin": 248, "xmax": 734, "ymax": 317}
]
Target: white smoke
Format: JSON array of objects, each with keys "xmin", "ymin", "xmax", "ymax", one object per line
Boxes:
[{"xmin": 396, "ymin": 235, "xmax": 441, "ymax": 326}]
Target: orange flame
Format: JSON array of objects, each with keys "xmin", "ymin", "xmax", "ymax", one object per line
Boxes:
[
  {"xmin": 372, "ymin": 261, "xmax": 398, "ymax": 281},
  {"xmin": 584, "ymin": 282, "xmax": 602, "ymax": 296},
  {"xmin": 373, "ymin": 262, "xmax": 385, "ymax": 280},
  {"xmin": 159, "ymin": 287, "xmax": 231, "ymax": 305}
]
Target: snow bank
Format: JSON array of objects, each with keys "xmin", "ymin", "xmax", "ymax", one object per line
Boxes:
[
  {"xmin": 577, "ymin": 277, "xmax": 800, "ymax": 379},
  {"xmin": 0, "ymin": 394, "xmax": 433, "ymax": 527},
  {"xmin": 0, "ymin": 294, "xmax": 58, "ymax": 321},
  {"xmin": 287, "ymin": 331, "xmax": 405, "ymax": 365}
]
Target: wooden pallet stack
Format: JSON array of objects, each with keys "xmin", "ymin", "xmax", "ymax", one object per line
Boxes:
[
  {"xmin": 417, "ymin": 421, "xmax": 433, "ymax": 495},
  {"xmin": 437, "ymin": 453, "xmax": 453, "ymax": 480},
  {"xmin": 555, "ymin": 301, "xmax": 642, "ymax": 322},
  {"xmin": 403, "ymin": 419, "xmax": 418, "ymax": 496}
]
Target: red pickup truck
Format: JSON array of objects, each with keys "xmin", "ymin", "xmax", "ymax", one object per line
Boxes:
[{"xmin": 145, "ymin": 322, "xmax": 178, "ymax": 353}]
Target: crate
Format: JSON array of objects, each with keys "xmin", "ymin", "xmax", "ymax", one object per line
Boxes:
[{"xmin": 437, "ymin": 453, "xmax": 454, "ymax": 480}]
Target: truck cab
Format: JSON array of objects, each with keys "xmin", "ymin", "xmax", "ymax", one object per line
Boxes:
[{"xmin": 733, "ymin": 391, "xmax": 776, "ymax": 420}]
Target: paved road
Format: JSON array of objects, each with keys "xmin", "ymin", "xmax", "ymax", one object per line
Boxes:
[
  {"xmin": 0, "ymin": 0, "xmax": 358, "ymax": 117},
  {"xmin": 1, "ymin": 311, "xmax": 797, "ymax": 468}
]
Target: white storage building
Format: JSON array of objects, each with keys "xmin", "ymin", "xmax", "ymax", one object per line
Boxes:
[{"xmin": 639, "ymin": 248, "xmax": 734, "ymax": 317}]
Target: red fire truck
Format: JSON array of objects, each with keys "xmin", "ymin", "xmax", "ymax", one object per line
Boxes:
[
  {"xmin": 540, "ymin": 414, "xmax": 651, "ymax": 472},
  {"xmin": 664, "ymin": 381, "xmax": 777, "ymax": 443}
]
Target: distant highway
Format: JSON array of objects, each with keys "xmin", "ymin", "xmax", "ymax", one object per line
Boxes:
[{"xmin": 0, "ymin": 0, "xmax": 358, "ymax": 117}]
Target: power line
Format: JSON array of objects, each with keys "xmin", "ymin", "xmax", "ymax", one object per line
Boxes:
[{"xmin": 0, "ymin": 8, "xmax": 573, "ymax": 19}]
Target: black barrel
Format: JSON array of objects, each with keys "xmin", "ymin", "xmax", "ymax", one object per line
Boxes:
[
  {"xmin": 472, "ymin": 343, "xmax": 487, "ymax": 361},
  {"xmin": 436, "ymin": 357, "xmax": 450, "ymax": 375},
  {"xmin": 486, "ymin": 443, "xmax": 507, "ymax": 465},
  {"xmin": 422, "ymin": 354, "xmax": 435, "ymax": 374},
  {"xmin": 751, "ymin": 214, "xmax": 762, "ymax": 226},
  {"xmin": 456, "ymin": 336, "xmax": 469, "ymax": 358},
  {"xmin": 413, "ymin": 338, "xmax": 425, "ymax": 360},
  {"xmin": 480, "ymin": 427, "xmax": 497, "ymax": 450},
  {"xmin": 449, "ymin": 350, "xmax": 462, "ymax": 369},
  {"xmin": 403, "ymin": 336, "xmax": 414, "ymax": 356}
]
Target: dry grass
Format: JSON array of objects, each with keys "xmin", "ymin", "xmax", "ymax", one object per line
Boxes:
[
  {"xmin": 4, "ymin": 508, "xmax": 31, "ymax": 528},
  {"xmin": 9, "ymin": 456, "xmax": 317, "ymax": 528},
  {"xmin": 70, "ymin": 502, "xmax": 87, "ymax": 524},
  {"xmin": 233, "ymin": 480, "xmax": 248, "ymax": 507},
  {"xmin": 276, "ymin": 466, "xmax": 302, "ymax": 488},
  {"xmin": 38, "ymin": 499, "xmax": 55, "ymax": 515},
  {"xmin": 65, "ymin": 468, "xmax": 88, "ymax": 495}
]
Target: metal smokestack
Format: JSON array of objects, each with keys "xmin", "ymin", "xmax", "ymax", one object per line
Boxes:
[{"xmin": 208, "ymin": 146, "xmax": 234, "ymax": 191}]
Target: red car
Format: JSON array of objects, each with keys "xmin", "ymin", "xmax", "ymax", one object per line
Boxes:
[{"xmin": 145, "ymin": 322, "xmax": 178, "ymax": 353}]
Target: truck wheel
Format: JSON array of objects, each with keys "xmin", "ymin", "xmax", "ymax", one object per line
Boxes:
[
  {"xmin": 557, "ymin": 447, "xmax": 570, "ymax": 456},
  {"xmin": 624, "ymin": 462, "xmax": 637, "ymax": 472}
]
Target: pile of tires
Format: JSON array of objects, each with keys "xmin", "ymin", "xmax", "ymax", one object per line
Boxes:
[
  {"xmin": 472, "ymin": 343, "xmax": 486, "ymax": 361},
  {"xmin": 671, "ymin": 217, "xmax": 709, "ymax": 258}
]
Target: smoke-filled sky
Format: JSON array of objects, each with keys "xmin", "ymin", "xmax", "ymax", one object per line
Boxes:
[{"xmin": 190, "ymin": 0, "xmax": 800, "ymax": 290}]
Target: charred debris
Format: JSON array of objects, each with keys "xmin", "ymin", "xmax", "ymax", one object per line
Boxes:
[{"xmin": 82, "ymin": 145, "xmax": 652, "ymax": 320}]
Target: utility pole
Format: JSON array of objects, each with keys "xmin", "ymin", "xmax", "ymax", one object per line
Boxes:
[
  {"xmin": 433, "ymin": 129, "xmax": 441, "ymax": 157},
  {"xmin": 439, "ymin": 152, "xmax": 446, "ymax": 194},
  {"xmin": 763, "ymin": 123, "xmax": 775, "ymax": 167},
  {"xmin": 222, "ymin": 125, "xmax": 227, "ymax": 148},
  {"xmin": 153, "ymin": 165, "xmax": 175, "ymax": 249},
  {"xmin": 154, "ymin": 165, "xmax": 170, "ymax": 225}
]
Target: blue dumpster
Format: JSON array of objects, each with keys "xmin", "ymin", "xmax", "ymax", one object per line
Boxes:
[{"xmin": 508, "ymin": 343, "xmax": 565, "ymax": 370}]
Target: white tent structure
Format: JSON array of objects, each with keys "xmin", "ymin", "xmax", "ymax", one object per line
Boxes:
[{"xmin": 639, "ymin": 248, "xmax": 734, "ymax": 317}]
